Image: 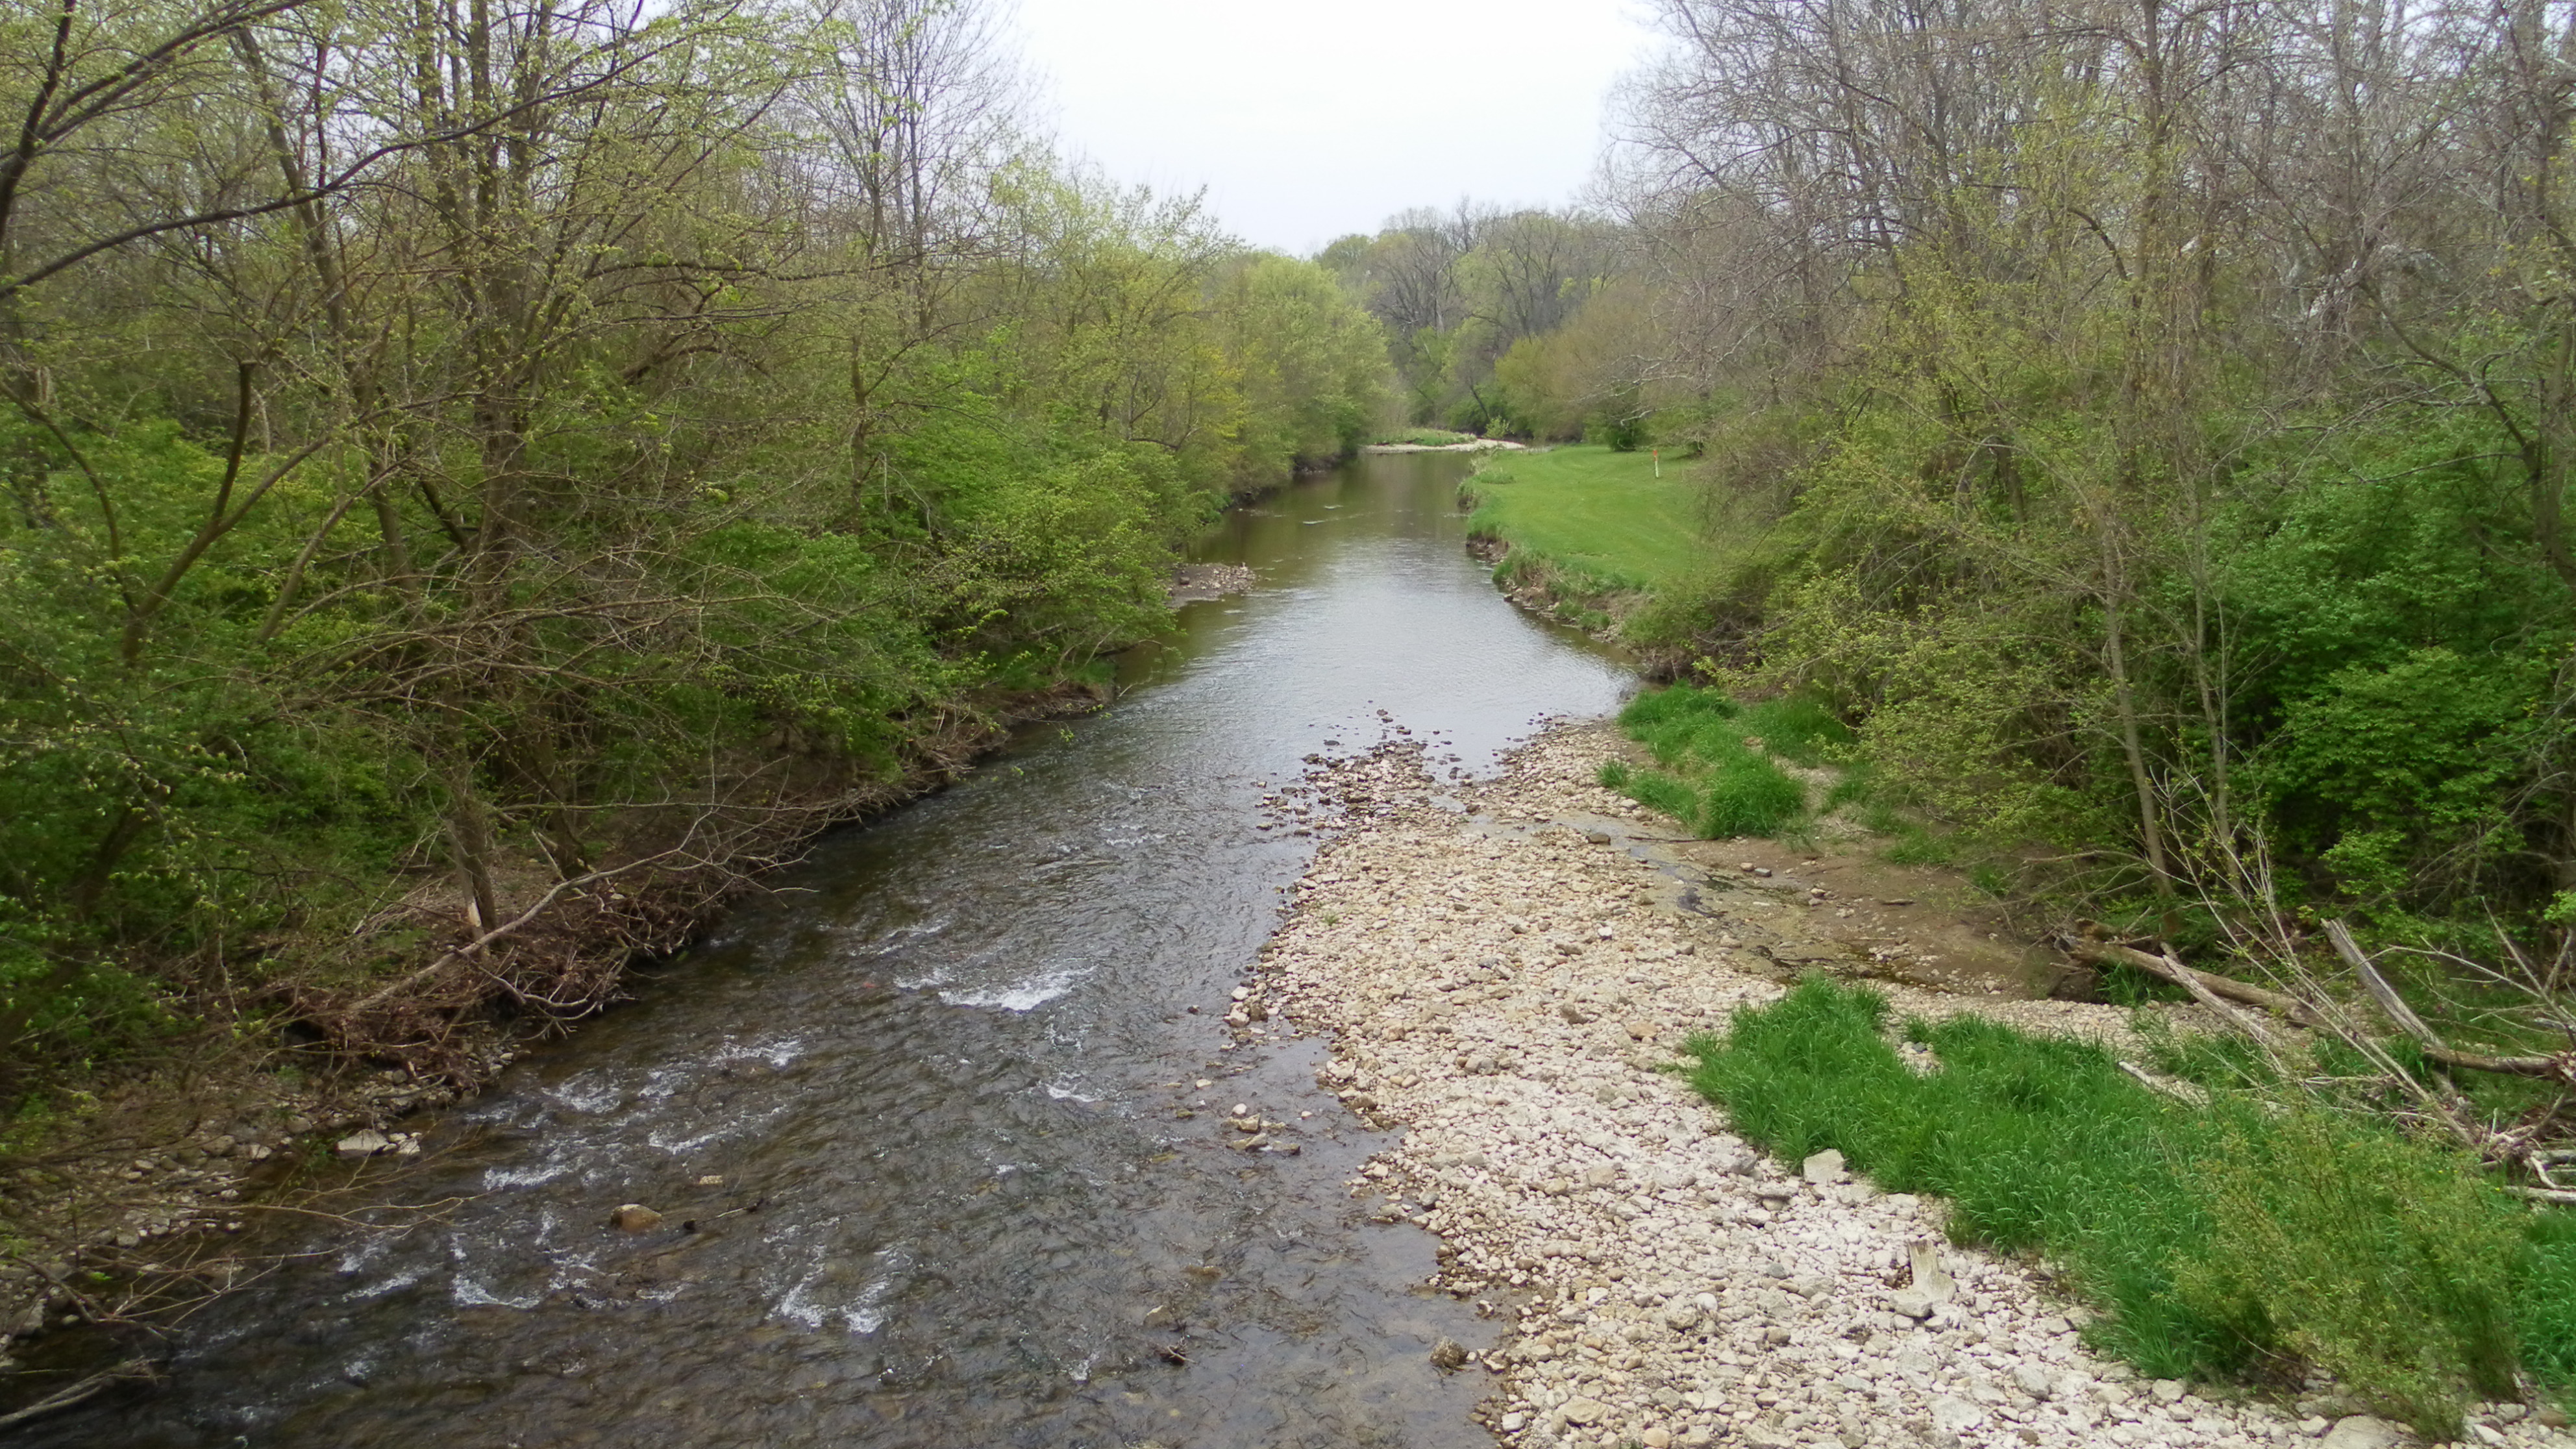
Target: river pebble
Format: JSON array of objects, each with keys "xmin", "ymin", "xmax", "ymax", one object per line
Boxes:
[{"xmin": 1252, "ymin": 722, "xmax": 2572, "ymax": 1449}]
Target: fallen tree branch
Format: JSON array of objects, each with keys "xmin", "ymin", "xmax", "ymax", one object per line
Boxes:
[
  {"xmin": 2325, "ymin": 919, "xmax": 2438, "ymax": 1044},
  {"xmin": 2150, "ymin": 949, "xmax": 2281, "ymax": 1043},
  {"xmin": 2322, "ymin": 919, "xmax": 2574, "ymax": 1081},
  {"xmin": 0, "ymin": 1359, "xmax": 157, "ymax": 1430},
  {"xmin": 2065, "ymin": 926, "xmax": 2576, "ymax": 1082},
  {"xmin": 2116, "ymin": 1058, "xmax": 2209, "ymax": 1105},
  {"xmin": 2060, "ymin": 934, "xmax": 2323, "ymax": 1026},
  {"xmin": 348, "ymin": 847, "xmax": 689, "ymax": 1015},
  {"xmin": 2414, "ymin": 1045, "xmax": 2572, "ymax": 1078}
]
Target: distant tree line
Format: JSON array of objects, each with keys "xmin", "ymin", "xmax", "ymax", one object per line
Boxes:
[{"xmin": 1320, "ymin": 203, "xmax": 1642, "ymax": 443}]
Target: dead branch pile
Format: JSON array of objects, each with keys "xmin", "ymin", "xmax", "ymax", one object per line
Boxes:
[{"xmin": 2056, "ymin": 917, "xmax": 2576, "ymax": 1188}]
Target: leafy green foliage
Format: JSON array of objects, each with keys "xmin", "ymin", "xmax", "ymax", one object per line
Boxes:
[
  {"xmin": 2260, "ymin": 648, "xmax": 2542, "ymax": 899},
  {"xmin": 1320, "ymin": 207, "xmax": 1625, "ymax": 433}
]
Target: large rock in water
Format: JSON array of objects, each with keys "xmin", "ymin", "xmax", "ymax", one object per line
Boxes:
[
  {"xmin": 334, "ymin": 1130, "xmax": 391, "ymax": 1160},
  {"xmin": 610, "ymin": 1203, "xmax": 663, "ymax": 1233}
]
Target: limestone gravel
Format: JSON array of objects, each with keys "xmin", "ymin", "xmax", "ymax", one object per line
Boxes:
[{"xmin": 1245, "ymin": 721, "xmax": 2569, "ymax": 1449}]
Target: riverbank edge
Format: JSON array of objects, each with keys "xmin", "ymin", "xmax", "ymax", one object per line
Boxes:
[
  {"xmin": 0, "ymin": 467, "xmax": 1296, "ymax": 1409},
  {"xmin": 1363, "ymin": 439, "xmax": 1530, "ymax": 455},
  {"xmin": 0, "ymin": 474, "xmax": 1324, "ymax": 1407},
  {"xmin": 0, "ymin": 669, "xmax": 1146, "ymax": 1402},
  {"xmin": 1457, "ymin": 494, "xmax": 1690, "ymax": 682},
  {"xmin": 1241, "ymin": 723, "xmax": 2565, "ymax": 1449}
]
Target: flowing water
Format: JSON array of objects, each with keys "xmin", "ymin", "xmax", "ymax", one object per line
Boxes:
[{"xmin": 38, "ymin": 452, "xmax": 1632, "ymax": 1449}]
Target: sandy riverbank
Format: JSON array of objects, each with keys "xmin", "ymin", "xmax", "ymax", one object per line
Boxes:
[{"xmin": 1241, "ymin": 722, "xmax": 2568, "ymax": 1449}]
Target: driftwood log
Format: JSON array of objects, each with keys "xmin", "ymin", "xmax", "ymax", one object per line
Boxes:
[
  {"xmin": 2059, "ymin": 934, "xmax": 2322, "ymax": 1026},
  {"xmin": 0, "ymin": 1360, "xmax": 156, "ymax": 1431}
]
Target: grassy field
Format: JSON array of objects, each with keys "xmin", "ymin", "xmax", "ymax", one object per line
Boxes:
[{"xmin": 1461, "ymin": 445, "xmax": 1704, "ymax": 592}]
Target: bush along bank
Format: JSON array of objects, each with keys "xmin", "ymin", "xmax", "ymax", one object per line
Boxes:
[{"xmin": 1584, "ymin": 676, "xmax": 2576, "ymax": 1435}]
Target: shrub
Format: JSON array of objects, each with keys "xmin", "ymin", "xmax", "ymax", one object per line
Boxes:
[{"xmin": 2255, "ymin": 647, "xmax": 2542, "ymax": 906}]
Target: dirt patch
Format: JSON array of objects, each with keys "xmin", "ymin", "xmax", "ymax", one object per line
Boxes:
[
  {"xmin": 1650, "ymin": 837, "xmax": 2083, "ymax": 1000},
  {"xmin": 1565, "ymin": 734, "xmax": 2086, "ymax": 1003}
]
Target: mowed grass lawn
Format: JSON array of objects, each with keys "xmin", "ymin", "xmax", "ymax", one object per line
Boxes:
[{"xmin": 1463, "ymin": 445, "xmax": 1702, "ymax": 591}]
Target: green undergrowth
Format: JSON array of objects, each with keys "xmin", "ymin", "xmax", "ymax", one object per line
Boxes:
[
  {"xmin": 1685, "ymin": 978, "xmax": 2573, "ymax": 1437},
  {"xmin": 1598, "ymin": 684, "xmax": 1851, "ymax": 838}
]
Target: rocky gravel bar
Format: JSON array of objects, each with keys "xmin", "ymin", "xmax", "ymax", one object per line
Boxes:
[{"xmin": 1243, "ymin": 721, "xmax": 2571, "ymax": 1449}]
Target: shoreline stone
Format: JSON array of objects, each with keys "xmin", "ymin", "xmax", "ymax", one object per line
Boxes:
[{"xmin": 1251, "ymin": 720, "xmax": 2570, "ymax": 1449}]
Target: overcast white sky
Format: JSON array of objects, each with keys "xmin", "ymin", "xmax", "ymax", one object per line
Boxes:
[{"xmin": 1011, "ymin": 0, "xmax": 1664, "ymax": 256}]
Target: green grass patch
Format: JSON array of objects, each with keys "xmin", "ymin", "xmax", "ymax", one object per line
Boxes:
[
  {"xmin": 1602, "ymin": 686, "xmax": 1813, "ymax": 837},
  {"xmin": 1461, "ymin": 445, "xmax": 1704, "ymax": 593},
  {"xmin": 1685, "ymin": 978, "xmax": 2563, "ymax": 1436},
  {"xmin": 2520, "ymin": 1213, "xmax": 2576, "ymax": 1391},
  {"xmin": 1737, "ymin": 694, "xmax": 1853, "ymax": 767}
]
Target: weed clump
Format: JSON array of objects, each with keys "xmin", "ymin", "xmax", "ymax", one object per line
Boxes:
[
  {"xmin": 2518, "ymin": 1213, "xmax": 2576, "ymax": 1391},
  {"xmin": 1685, "ymin": 977, "xmax": 2566, "ymax": 1437},
  {"xmin": 1600, "ymin": 686, "xmax": 1837, "ymax": 838},
  {"xmin": 2177, "ymin": 1108, "xmax": 2521, "ymax": 1432}
]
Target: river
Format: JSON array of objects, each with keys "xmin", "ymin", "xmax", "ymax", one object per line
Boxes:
[{"xmin": 34, "ymin": 451, "xmax": 1633, "ymax": 1449}]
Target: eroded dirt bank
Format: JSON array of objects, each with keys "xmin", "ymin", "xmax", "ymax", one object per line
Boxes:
[{"xmin": 1243, "ymin": 723, "xmax": 2570, "ymax": 1449}]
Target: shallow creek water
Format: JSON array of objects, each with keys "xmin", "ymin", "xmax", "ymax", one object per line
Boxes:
[{"xmin": 40, "ymin": 452, "xmax": 1632, "ymax": 1449}]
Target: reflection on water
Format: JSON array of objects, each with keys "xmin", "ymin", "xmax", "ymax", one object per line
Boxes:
[{"xmin": 36, "ymin": 453, "xmax": 1631, "ymax": 1448}]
